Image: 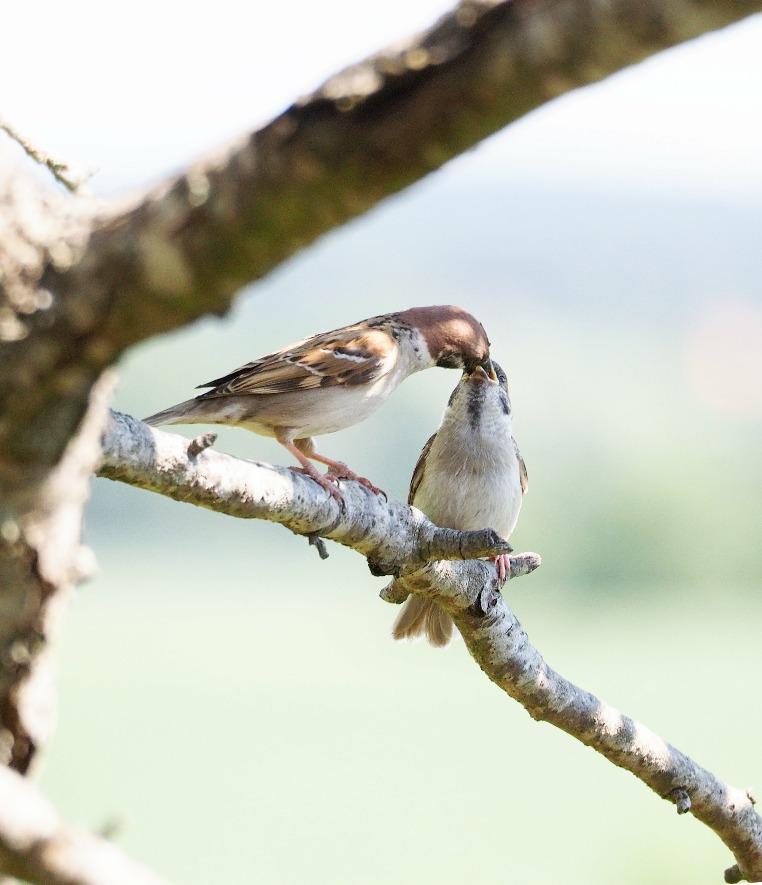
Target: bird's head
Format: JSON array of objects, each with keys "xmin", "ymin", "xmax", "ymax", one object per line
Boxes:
[
  {"xmin": 444, "ymin": 359, "xmax": 512, "ymax": 433},
  {"xmin": 397, "ymin": 305, "xmax": 491, "ymax": 373}
]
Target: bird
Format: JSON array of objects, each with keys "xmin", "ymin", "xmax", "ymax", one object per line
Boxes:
[
  {"xmin": 142, "ymin": 305, "xmax": 492, "ymax": 502},
  {"xmin": 392, "ymin": 360, "xmax": 527, "ymax": 647}
]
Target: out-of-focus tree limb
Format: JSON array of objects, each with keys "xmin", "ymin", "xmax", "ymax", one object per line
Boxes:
[
  {"xmin": 5, "ymin": 0, "xmax": 762, "ymax": 468},
  {"xmin": 2, "ymin": 4, "xmax": 760, "ymax": 764},
  {"xmin": 0, "ymin": 118, "xmax": 88, "ymax": 193},
  {"xmin": 0, "ymin": 764, "xmax": 170, "ymax": 885},
  {"xmin": 0, "ymin": 0, "xmax": 759, "ymax": 858},
  {"xmin": 97, "ymin": 411, "xmax": 762, "ymax": 884},
  {"xmin": 0, "ymin": 373, "xmax": 113, "ymax": 773}
]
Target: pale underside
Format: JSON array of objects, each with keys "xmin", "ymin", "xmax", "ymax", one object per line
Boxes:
[{"xmin": 412, "ymin": 418, "xmax": 524, "ymax": 541}]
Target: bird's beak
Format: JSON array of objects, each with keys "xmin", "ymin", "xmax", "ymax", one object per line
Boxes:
[{"xmin": 468, "ymin": 359, "xmax": 498, "ymax": 383}]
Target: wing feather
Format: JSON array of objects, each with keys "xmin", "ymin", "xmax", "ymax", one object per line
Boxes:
[
  {"xmin": 514, "ymin": 439, "xmax": 528, "ymax": 494},
  {"xmin": 197, "ymin": 325, "xmax": 396, "ymax": 397},
  {"xmin": 408, "ymin": 433, "xmax": 437, "ymax": 506}
]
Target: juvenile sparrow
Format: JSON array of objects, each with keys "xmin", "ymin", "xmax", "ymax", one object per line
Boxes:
[
  {"xmin": 143, "ymin": 305, "xmax": 491, "ymax": 501},
  {"xmin": 392, "ymin": 360, "xmax": 527, "ymax": 647}
]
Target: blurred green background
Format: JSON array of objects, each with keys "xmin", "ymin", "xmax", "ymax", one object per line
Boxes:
[
  {"xmin": 6, "ymin": 3, "xmax": 761, "ymax": 883},
  {"xmin": 41, "ymin": 177, "xmax": 762, "ymax": 885}
]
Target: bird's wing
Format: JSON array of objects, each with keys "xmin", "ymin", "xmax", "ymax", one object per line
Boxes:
[
  {"xmin": 514, "ymin": 439, "xmax": 528, "ymax": 494},
  {"xmin": 196, "ymin": 324, "xmax": 397, "ymax": 397},
  {"xmin": 408, "ymin": 433, "xmax": 437, "ymax": 505}
]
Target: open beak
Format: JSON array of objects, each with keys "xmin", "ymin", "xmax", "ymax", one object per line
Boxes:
[{"xmin": 468, "ymin": 359, "xmax": 498, "ymax": 383}]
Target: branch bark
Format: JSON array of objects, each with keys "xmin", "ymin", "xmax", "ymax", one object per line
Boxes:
[
  {"xmin": 98, "ymin": 411, "xmax": 516, "ymax": 573},
  {"xmin": 4, "ymin": 0, "xmax": 762, "ymax": 468},
  {"xmin": 98, "ymin": 412, "xmax": 762, "ymax": 883},
  {"xmin": 1, "ymin": 1, "xmax": 760, "ymax": 879},
  {"xmin": 0, "ymin": 764, "xmax": 169, "ymax": 885},
  {"xmin": 1, "ymin": 1, "xmax": 760, "ymax": 767}
]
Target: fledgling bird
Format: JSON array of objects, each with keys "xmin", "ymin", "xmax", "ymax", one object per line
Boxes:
[
  {"xmin": 392, "ymin": 360, "xmax": 527, "ymax": 647},
  {"xmin": 143, "ymin": 305, "xmax": 491, "ymax": 501}
]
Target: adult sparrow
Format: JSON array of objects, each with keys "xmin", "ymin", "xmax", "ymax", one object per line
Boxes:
[
  {"xmin": 392, "ymin": 360, "xmax": 527, "ymax": 647},
  {"xmin": 143, "ymin": 305, "xmax": 491, "ymax": 501}
]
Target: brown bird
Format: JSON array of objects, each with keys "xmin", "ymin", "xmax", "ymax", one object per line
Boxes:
[
  {"xmin": 143, "ymin": 305, "xmax": 491, "ymax": 501},
  {"xmin": 393, "ymin": 360, "xmax": 527, "ymax": 646}
]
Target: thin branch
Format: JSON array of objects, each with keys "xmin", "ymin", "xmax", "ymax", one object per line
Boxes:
[
  {"xmin": 0, "ymin": 118, "xmax": 87, "ymax": 193},
  {"xmin": 397, "ymin": 565, "xmax": 762, "ymax": 884},
  {"xmin": 379, "ymin": 553, "xmax": 540, "ymax": 603},
  {"xmin": 99, "ymin": 412, "xmax": 762, "ymax": 882},
  {"xmin": 98, "ymin": 411, "xmax": 514, "ymax": 572},
  {"xmin": 0, "ymin": 764, "xmax": 169, "ymax": 885}
]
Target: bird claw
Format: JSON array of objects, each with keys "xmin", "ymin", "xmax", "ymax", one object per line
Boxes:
[
  {"xmin": 291, "ymin": 466, "xmax": 345, "ymax": 507},
  {"xmin": 325, "ymin": 467, "xmax": 386, "ymax": 499},
  {"xmin": 490, "ymin": 553, "xmax": 511, "ymax": 585}
]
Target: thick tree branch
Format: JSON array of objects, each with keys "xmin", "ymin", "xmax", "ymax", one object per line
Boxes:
[
  {"xmin": 4, "ymin": 0, "xmax": 762, "ymax": 468},
  {"xmin": 54, "ymin": 0, "xmax": 762, "ymax": 351},
  {"xmin": 0, "ymin": 374, "xmax": 113, "ymax": 773},
  {"xmin": 3, "ymin": 4, "xmax": 760, "ymax": 764},
  {"xmin": 0, "ymin": 0, "xmax": 759, "ymax": 864},
  {"xmin": 98, "ymin": 412, "xmax": 762, "ymax": 883},
  {"xmin": 0, "ymin": 764, "xmax": 169, "ymax": 885}
]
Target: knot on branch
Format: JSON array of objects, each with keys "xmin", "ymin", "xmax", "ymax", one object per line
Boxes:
[
  {"xmin": 379, "ymin": 579, "xmax": 410, "ymax": 605},
  {"xmin": 669, "ymin": 787, "xmax": 692, "ymax": 815},
  {"xmin": 468, "ymin": 583, "xmax": 502, "ymax": 618},
  {"xmin": 187, "ymin": 432, "xmax": 217, "ymax": 457},
  {"xmin": 306, "ymin": 533, "xmax": 329, "ymax": 560},
  {"xmin": 508, "ymin": 551, "xmax": 542, "ymax": 578}
]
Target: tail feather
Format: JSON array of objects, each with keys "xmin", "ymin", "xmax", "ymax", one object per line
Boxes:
[
  {"xmin": 392, "ymin": 595, "xmax": 453, "ymax": 648},
  {"xmin": 142, "ymin": 398, "xmax": 214, "ymax": 427}
]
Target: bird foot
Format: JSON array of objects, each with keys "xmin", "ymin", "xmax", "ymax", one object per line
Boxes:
[
  {"xmin": 490, "ymin": 554, "xmax": 511, "ymax": 585},
  {"xmin": 291, "ymin": 465, "xmax": 344, "ymax": 506},
  {"xmin": 324, "ymin": 464, "xmax": 386, "ymax": 499}
]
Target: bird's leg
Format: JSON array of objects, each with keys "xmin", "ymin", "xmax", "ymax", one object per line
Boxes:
[
  {"xmin": 491, "ymin": 554, "xmax": 511, "ymax": 585},
  {"xmin": 276, "ymin": 432, "xmax": 344, "ymax": 504},
  {"xmin": 295, "ymin": 438, "xmax": 386, "ymax": 498}
]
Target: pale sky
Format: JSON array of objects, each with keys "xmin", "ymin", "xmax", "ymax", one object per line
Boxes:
[{"xmin": 2, "ymin": 2, "xmax": 761, "ymax": 200}]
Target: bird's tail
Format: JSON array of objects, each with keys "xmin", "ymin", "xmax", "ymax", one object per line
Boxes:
[
  {"xmin": 142, "ymin": 397, "xmax": 212, "ymax": 427},
  {"xmin": 392, "ymin": 595, "xmax": 453, "ymax": 648}
]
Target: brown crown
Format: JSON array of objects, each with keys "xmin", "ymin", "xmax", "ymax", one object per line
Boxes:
[{"xmin": 397, "ymin": 305, "xmax": 490, "ymax": 366}]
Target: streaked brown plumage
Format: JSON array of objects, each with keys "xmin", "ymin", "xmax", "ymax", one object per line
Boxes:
[{"xmin": 143, "ymin": 305, "xmax": 491, "ymax": 501}]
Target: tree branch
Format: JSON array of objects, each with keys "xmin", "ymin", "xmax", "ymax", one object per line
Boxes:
[
  {"xmin": 1, "ymin": 0, "xmax": 760, "ymax": 863},
  {"xmin": 3, "ymin": 5, "xmax": 759, "ymax": 764},
  {"xmin": 63, "ymin": 0, "xmax": 762, "ymax": 354},
  {"xmin": 98, "ymin": 411, "xmax": 762, "ymax": 883},
  {"xmin": 0, "ymin": 118, "xmax": 88, "ymax": 193},
  {"xmin": 5, "ymin": 0, "xmax": 762, "ymax": 466},
  {"xmin": 0, "ymin": 764, "xmax": 169, "ymax": 885},
  {"xmin": 98, "ymin": 411, "xmax": 515, "ymax": 573}
]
